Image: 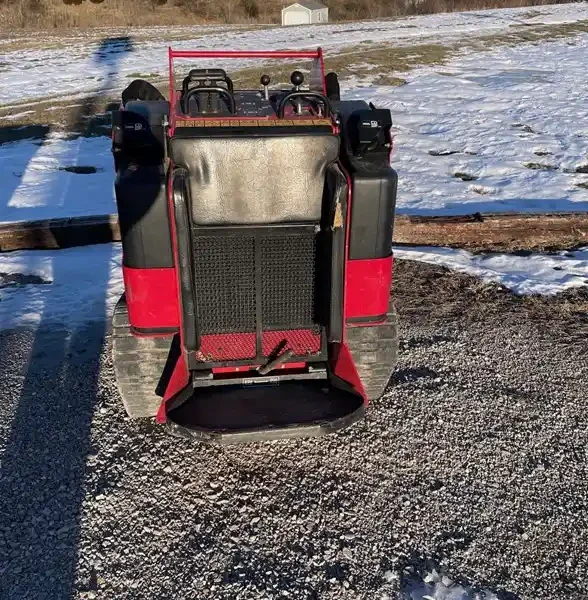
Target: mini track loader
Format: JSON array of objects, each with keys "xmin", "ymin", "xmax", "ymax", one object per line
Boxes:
[{"xmin": 111, "ymin": 48, "xmax": 398, "ymax": 442}]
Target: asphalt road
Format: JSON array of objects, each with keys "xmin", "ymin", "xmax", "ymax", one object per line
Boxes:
[{"xmin": 0, "ymin": 260, "xmax": 587, "ymax": 600}]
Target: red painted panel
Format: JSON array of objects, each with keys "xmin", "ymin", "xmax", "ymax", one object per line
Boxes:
[
  {"xmin": 330, "ymin": 342, "xmax": 367, "ymax": 401},
  {"xmin": 123, "ymin": 266, "xmax": 179, "ymax": 330},
  {"xmin": 345, "ymin": 256, "xmax": 393, "ymax": 321},
  {"xmin": 157, "ymin": 352, "xmax": 189, "ymax": 424}
]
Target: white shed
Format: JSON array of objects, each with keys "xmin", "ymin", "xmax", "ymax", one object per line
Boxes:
[{"xmin": 281, "ymin": 1, "xmax": 328, "ymax": 26}]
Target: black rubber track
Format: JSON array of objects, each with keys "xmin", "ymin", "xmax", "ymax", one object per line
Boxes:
[
  {"xmin": 111, "ymin": 295, "xmax": 174, "ymax": 418},
  {"xmin": 112, "ymin": 296, "xmax": 399, "ymax": 417}
]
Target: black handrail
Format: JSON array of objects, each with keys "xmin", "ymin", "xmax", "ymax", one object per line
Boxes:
[
  {"xmin": 181, "ymin": 87, "xmax": 237, "ymax": 115},
  {"xmin": 277, "ymin": 91, "xmax": 332, "ymax": 119}
]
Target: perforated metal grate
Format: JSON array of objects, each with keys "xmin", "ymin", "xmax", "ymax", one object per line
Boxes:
[
  {"xmin": 260, "ymin": 232, "xmax": 316, "ymax": 330},
  {"xmin": 198, "ymin": 333, "xmax": 256, "ymax": 361},
  {"xmin": 192, "ymin": 234, "xmax": 256, "ymax": 334},
  {"xmin": 262, "ymin": 329, "xmax": 321, "ymax": 357},
  {"xmin": 191, "ymin": 227, "xmax": 322, "ymax": 362}
]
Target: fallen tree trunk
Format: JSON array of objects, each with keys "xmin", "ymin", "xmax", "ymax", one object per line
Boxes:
[
  {"xmin": 1, "ymin": 212, "xmax": 587, "ymax": 253},
  {"xmin": 393, "ymin": 212, "xmax": 588, "ymax": 252},
  {"xmin": 0, "ymin": 215, "xmax": 120, "ymax": 252}
]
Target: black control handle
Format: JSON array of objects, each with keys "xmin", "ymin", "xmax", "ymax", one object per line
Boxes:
[
  {"xmin": 181, "ymin": 87, "xmax": 236, "ymax": 115},
  {"xmin": 184, "ymin": 68, "xmax": 234, "ymax": 93},
  {"xmin": 277, "ymin": 91, "xmax": 331, "ymax": 119}
]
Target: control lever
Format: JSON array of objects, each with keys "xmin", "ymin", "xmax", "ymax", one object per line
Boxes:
[
  {"xmin": 260, "ymin": 74, "xmax": 270, "ymax": 101},
  {"xmin": 290, "ymin": 70, "xmax": 304, "ymax": 115},
  {"xmin": 257, "ymin": 339, "xmax": 293, "ymax": 375}
]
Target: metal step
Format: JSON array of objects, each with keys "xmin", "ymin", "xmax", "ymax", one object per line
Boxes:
[{"xmin": 192, "ymin": 364, "xmax": 328, "ymax": 388}]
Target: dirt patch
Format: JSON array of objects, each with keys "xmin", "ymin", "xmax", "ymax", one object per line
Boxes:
[
  {"xmin": 453, "ymin": 172, "xmax": 477, "ymax": 181},
  {"xmin": 0, "ymin": 272, "xmax": 51, "ymax": 288},
  {"xmin": 393, "ymin": 258, "xmax": 588, "ymax": 345},
  {"xmin": 512, "ymin": 123, "xmax": 535, "ymax": 134},
  {"xmin": 524, "ymin": 161, "xmax": 557, "ymax": 171},
  {"xmin": 0, "ymin": 124, "xmax": 51, "ymax": 145},
  {"xmin": 59, "ymin": 166, "xmax": 102, "ymax": 174}
]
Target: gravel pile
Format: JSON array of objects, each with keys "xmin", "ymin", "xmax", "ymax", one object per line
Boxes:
[{"xmin": 0, "ymin": 260, "xmax": 587, "ymax": 600}]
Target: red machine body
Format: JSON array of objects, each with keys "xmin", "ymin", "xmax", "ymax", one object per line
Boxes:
[{"xmin": 111, "ymin": 47, "xmax": 398, "ymax": 442}]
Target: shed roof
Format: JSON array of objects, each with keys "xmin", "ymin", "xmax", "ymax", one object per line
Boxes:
[{"xmin": 285, "ymin": 1, "xmax": 327, "ymax": 10}]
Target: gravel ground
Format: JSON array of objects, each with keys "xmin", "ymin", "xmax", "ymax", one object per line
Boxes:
[{"xmin": 0, "ymin": 260, "xmax": 587, "ymax": 600}]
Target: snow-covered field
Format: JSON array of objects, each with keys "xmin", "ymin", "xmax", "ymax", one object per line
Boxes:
[
  {"xmin": 0, "ymin": 2, "xmax": 587, "ymax": 326},
  {"xmin": 359, "ymin": 37, "xmax": 588, "ymax": 215},
  {"xmin": 2, "ymin": 3, "xmax": 587, "ymax": 106},
  {"xmin": 2, "ymin": 4, "xmax": 588, "ymax": 223}
]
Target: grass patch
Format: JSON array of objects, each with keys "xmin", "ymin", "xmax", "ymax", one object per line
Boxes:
[
  {"xmin": 454, "ymin": 172, "xmax": 477, "ymax": 181},
  {"xmin": 512, "ymin": 123, "xmax": 535, "ymax": 134},
  {"xmin": 229, "ymin": 18, "xmax": 588, "ymax": 97},
  {"xmin": 0, "ymin": 94, "xmax": 121, "ymax": 140},
  {"xmin": 575, "ymin": 165, "xmax": 588, "ymax": 174},
  {"xmin": 517, "ymin": 9, "xmax": 543, "ymax": 20},
  {"xmin": 230, "ymin": 42, "xmax": 448, "ymax": 89},
  {"xmin": 576, "ymin": 182, "xmax": 588, "ymax": 189},
  {"xmin": 524, "ymin": 162, "xmax": 557, "ymax": 171},
  {"xmin": 320, "ymin": 19, "xmax": 588, "ymax": 87}
]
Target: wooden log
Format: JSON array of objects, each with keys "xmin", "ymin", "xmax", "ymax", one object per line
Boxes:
[
  {"xmin": 0, "ymin": 215, "xmax": 120, "ymax": 252},
  {"xmin": 1, "ymin": 212, "xmax": 587, "ymax": 253},
  {"xmin": 393, "ymin": 212, "xmax": 588, "ymax": 252}
]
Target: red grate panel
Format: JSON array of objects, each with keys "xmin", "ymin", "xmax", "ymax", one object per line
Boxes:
[
  {"xmin": 262, "ymin": 329, "xmax": 321, "ymax": 357},
  {"xmin": 197, "ymin": 333, "xmax": 256, "ymax": 362},
  {"xmin": 195, "ymin": 330, "xmax": 321, "ymax": 363}
]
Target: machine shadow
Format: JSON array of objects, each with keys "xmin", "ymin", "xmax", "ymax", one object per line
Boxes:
[
  {"xmin": 0, "ymin": 125, "xmax": 51, "ymax": 218},
  {"xmin": 0, "ymin": 37, "xmax": 133, "ymax": 599}
]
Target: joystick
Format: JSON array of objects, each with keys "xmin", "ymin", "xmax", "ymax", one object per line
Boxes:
[
  {"xmin": 290, "ymin": 71, "xmax": 304, "ymax": 89},
  {"xmin": 290, "ymin": 71, "xmax": 304, "ymax": 114},
  {"xmin": 260, "ymin": 74, "xmax": 270, "ymax": 101}
]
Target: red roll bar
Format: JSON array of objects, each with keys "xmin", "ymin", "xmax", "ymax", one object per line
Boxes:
[
  {"xmin": 167, "ymin": 46, "xmax": 327, "ymax": 132},
  {"xmin": 169, "ymin": 49, "xmax": 322, "ymax": 59}
]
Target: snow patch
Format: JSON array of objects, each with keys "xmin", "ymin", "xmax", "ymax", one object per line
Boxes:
[
  {"xmin": 394, "ymin": 246, "xmax": 588, "ymax": 295},
  {"xmin": 0, "ymin": 244, "xmax": 123, "ymax": 330},
  {"xmin": 401, "ymin": 569, "xmax": 499, "ymax": 600},
  {"xmin": 0, "ymin": 132, "xmax": 115, "ymax": 223}
]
